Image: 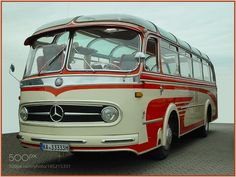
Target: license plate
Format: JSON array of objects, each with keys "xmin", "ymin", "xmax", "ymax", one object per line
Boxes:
[{"xmin": 40, "ymin": 143, "xmax": 70, "ymax": 152}]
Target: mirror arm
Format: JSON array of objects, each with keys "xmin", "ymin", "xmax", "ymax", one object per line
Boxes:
[
  {"xmin": 9, "ymin": 68, "xmax": 20, "ymax": 83},
  {"xmin": 139, "ymin": 57, "xmax": 145, "ymax": 63}
]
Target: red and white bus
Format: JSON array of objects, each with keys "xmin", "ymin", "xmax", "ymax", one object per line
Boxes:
[{"xmin": 13, "ymin": 14, "xmax": 217, "ymax": 160}]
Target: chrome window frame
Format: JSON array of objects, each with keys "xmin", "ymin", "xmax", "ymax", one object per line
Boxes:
[{"xmin": 144, "ymin": 35, "xmax": 160, "ymax": 74}]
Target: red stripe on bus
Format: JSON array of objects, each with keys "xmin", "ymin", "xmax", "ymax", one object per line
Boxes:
[
  {"xmin": 146, "ymin": 97, "xmax": 192, "ymax": 122},
  {"xmin": 21, "ymin": 83, "xmax": 217, "ymax": 113},
  {"xmin": 145, "ymin": 97, "xmax": 192, "ymax": 151},
  {"xmin": 21, "ymin": 84, "xmax": 143, "ymax": 96},
  {"xmin": 21, "ymin": 83, "xmax": 215, "ymax": 97},
  {"xmin": 21, "ymin": 83, "xmax": 217, "ymax": 117}
]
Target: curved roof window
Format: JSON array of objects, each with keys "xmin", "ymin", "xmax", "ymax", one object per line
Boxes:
[
  {"xmin": 177, "ymin": 38, "xmax": 191, "ymax": 51},
  {"xmin": 201, "ymin": 53, "xmax": 210, "ymax": 60},
  {"xmin": 191, "ymin": 47, "xmax": 201, "ymax": 56},
  {"xmin": 158, "ymin": 27, "xmax": 177, "ymax": 43}
]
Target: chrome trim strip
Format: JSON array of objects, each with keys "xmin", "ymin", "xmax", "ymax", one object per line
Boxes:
[
  {"xmin": 101, "ymin": 138, "xmax": 135, "ymax": 143},
  {"xmin": 31, "ymin": 137, "xmax": 87, "ymax": 144},
  {"xmin": 21, "ymin": 75, "xmax": 138, "ymax": 88},
  {"xmin": 143, "ymin": 117, "xmax": 163, "ymax": 125},
  {"xmin": 64, "ymin": 112, "xmax": 101, "ymax": 116},
  {"xmin": 21, "ymin": 101, "xmax": 104, "ymax": 107},
  {"xmin": 28, "ymin": 112, "xmax": 49, "ymax": 115},
  {"xmin": 141, "ymin": 72, "xmax": 216, "ymax": 86},
  {"xmin": 180, "ymin": 104, "xmax": 204, "ymax": 109},
  {"xmin": 175, "ymin": 101, "xmax": 191, "ymax": 105},
  {"xmin": 22, "ymin": 72, "xmax": 140, "ymax": 81},
  {"xmin": 141, "ymin": 79, "xmax": 215, "ymax": 89}
]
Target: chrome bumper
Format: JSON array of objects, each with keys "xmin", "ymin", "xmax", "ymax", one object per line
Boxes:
[{"xmin": 18, "ymin": 132, "xmax": 139, "ymax": 149}]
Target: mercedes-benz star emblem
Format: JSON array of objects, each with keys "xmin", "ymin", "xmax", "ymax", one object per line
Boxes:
[
  {"xmin": 55, "ymin": 77, "xmax": 63, "ymax": 87},
  {"xmin": 49, "ymin": 105, "xmax": 64, "ymax": 122}
]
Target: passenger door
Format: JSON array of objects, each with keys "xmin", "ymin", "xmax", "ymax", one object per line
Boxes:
[{"xmin": 145, "ymin": 37, "xmax": 159, "ymax": 73}]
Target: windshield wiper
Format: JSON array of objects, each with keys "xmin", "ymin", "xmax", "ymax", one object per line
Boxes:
[
  {"xmin": 38, "ymin": 46, "xmax": 66, "ymax": 75},
  {"xmin": 73, "ymin": 46, "xmax": 95, "ymax": 72}
]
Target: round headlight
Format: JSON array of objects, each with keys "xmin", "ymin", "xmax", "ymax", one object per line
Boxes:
[
  {"xmin": 19, "ymin": 107, "xmax": 28, "ymax": 121},
  {"xmin": 101, "ymin": 106, "xmax": 119, "ymax": 123}
]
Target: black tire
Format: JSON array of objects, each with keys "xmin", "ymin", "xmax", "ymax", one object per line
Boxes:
[
  {"xmin": 198, "ymin": 107, "xmax": 211, "ymax": 137},
  {"xmin": 148, "ymin": 145, "xmax": 170, "ymax": 160}
]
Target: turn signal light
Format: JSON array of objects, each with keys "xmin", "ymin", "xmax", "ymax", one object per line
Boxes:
[{"xmin": 135, "ymin": 92, "xmax": 143, "ymax": 98}]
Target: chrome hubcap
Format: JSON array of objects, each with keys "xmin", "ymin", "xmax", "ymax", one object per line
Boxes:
[{"xmin": 165, "ymin": 125, "xmax": 172, "ymax": 149}]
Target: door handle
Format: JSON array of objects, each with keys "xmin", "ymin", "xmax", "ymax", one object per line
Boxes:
[{"xmin": 160, "ymin": 85, "xmax": 164, "ymax": 95}]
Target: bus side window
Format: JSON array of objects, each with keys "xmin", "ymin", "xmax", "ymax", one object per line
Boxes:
[
  {"xmin": 192, "ymin": 55, "xmax": 203, "ymax": 80},
  {"xmin": 145, "ymin": 37, "xmax": 158, "ymax": 72},
  {"xmin": 203, "ymin": 60, "xmax": 211, "ymax": 82},
  {"xmin": 179, "ymin": 49, "xmax": 192, "ymax": 78},
  {"xmin": 160, "ymin": 40, "xmax": 179, "ymax": 76},
  {"xmin": 209, "ymin": 65, "xmax": 215, "ymax": 82}
]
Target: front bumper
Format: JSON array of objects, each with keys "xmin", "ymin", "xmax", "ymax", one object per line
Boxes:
[{"xmin": 17, "ymin": 132, "xmax": 139, "ymax": 154}]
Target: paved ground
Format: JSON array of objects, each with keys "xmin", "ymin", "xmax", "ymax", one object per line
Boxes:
[{"xmin": 1, "ymin": 123, "xmax": 234, "ymax": 175}]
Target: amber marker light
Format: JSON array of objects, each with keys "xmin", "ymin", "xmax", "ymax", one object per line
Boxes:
[{"xmin": 135, "ymin": 92, "xmax": 143, "ymax": 98}]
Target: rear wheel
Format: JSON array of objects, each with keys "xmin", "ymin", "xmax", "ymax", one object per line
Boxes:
[{"xmin": 198, "ymin": 106, "xmax": 211, "ymax": 137}]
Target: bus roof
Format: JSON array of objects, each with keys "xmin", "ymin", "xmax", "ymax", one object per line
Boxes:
[{"xmin": 33, "ymin": 14, "xmax": 210, "ymax": 61}]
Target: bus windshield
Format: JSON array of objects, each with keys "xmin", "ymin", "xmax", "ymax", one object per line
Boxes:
[
  {"xmin": 24, "ymin": 27, "xmax": 140, "ymax": 77},
  {"xmin": 67, "ymin": 27, "xmax": 140, "ymax": 72}
]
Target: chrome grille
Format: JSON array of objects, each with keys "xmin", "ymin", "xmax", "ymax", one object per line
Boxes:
[{"xmin": 25, "ymin": 105, "xmax": 105, "ymax": 122}]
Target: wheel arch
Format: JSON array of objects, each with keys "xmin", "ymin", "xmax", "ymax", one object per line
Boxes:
[{"xmin": 162, "ymin": 103, "xmax": 180, "ymax": 146}]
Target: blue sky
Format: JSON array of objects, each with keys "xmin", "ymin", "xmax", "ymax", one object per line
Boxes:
[{"xmin": 2, "ymin": 2, "xmax": 234, "ymax": 133}]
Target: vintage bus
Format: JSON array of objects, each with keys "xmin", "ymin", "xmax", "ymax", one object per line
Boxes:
[{"xmin": 12, "ymin": 14, "xmax": 217, "ymax": 160}]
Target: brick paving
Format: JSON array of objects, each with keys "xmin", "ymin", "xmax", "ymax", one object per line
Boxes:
[{"xmin": 1, "ymin": 123, "xmax": 234, "ymax": 175}]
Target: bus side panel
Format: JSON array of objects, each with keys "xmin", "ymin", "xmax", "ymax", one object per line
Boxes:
[{"xmin": 140, "ymin": 73, "xmax": 217, "ymax": 136}]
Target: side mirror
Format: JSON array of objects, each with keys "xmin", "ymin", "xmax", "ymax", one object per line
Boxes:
[
  {"xmin": 135, "ymin": 52, "xmax": 145, "ymax": 60},
  {"xmin": 9, "ymin": 64, "xmax": 20, "ymax": 82},
  {"xmin": 134, "ymin": 52, "xmax": 145, "ymax": 62},
  {"xmin": 10, "ymin": 64, "xmax": 15, "ymax": 72}
]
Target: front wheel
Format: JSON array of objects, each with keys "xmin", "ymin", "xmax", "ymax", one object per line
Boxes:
[{"xmin": 148, "ymin": 124, "xmax": 173, "ymax": 160}]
